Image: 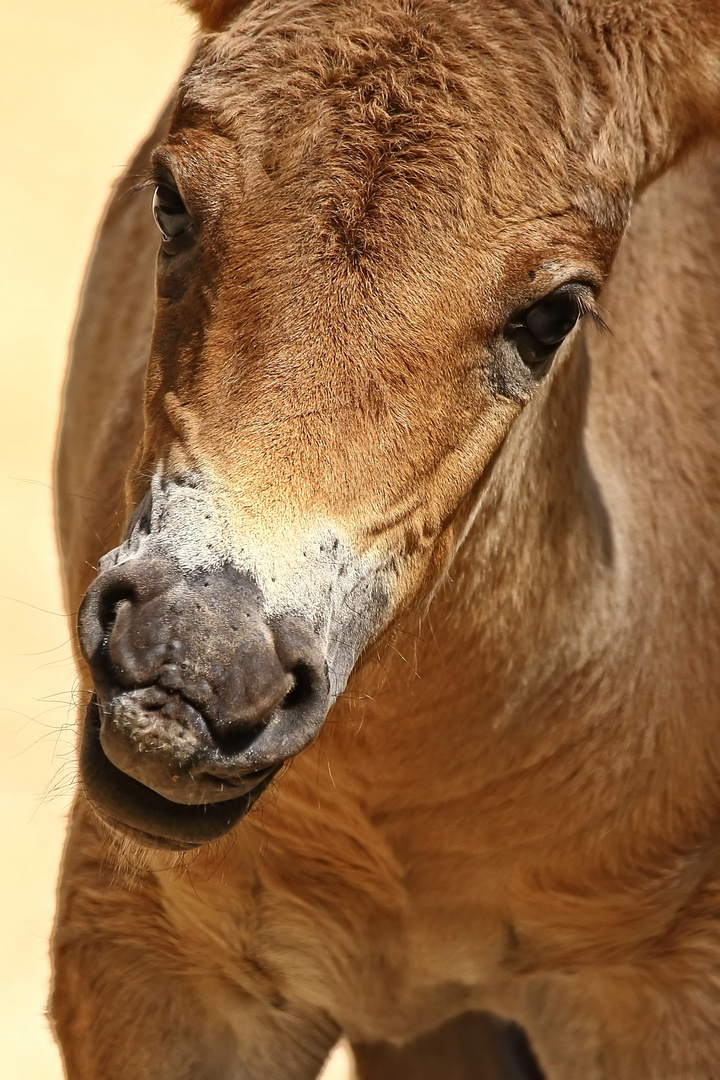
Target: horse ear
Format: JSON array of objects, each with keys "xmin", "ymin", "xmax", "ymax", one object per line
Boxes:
[{"xmin": 181, "ymin": 0, "xmax": 249, "ymax": 31}]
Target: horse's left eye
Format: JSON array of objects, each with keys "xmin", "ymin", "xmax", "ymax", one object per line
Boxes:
[
  {"xmin": 508, "ymin": 288, "xmax": 583, "ymax": 369},
  {"xmin": 152, "ymin": 184, "xmax": 192, "ymax": 244}
]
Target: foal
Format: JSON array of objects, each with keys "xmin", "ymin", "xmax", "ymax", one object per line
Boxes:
[{"xmin": 51, "ymin": 1, "xmax": 720, "ymax": 1076}]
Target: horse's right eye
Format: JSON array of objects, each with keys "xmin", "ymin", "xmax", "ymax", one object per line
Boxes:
[{"xmin": 152, "ymin": 184, "xmax": 192, "ymax": 245}]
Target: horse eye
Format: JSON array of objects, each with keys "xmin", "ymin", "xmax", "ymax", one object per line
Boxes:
[
  {"xmin": 508, "ymin": 288, "xmax": 583, "ymax": 369},
  {"xmin": 152, "ymin": 183, "xmax": 192, "ymax": 244}
]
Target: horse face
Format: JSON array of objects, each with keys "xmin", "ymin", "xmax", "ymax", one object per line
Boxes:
[{"xmin": 78, "ymin": 0, "xmax": 618, "ymax": 848}]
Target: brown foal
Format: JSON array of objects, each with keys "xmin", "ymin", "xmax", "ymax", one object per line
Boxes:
[{"xmin": 51, "ymin": 1, "xmax": 720, "ymax": 1076}]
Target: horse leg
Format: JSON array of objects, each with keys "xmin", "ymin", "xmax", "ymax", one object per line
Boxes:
[
  {"xmin": 352, "ymin": 1012, "xmax": 544, "ymax": 1080},
  {"xmin": 50, "ymin": 804, "xmax": 338, "ymax": 1080}
]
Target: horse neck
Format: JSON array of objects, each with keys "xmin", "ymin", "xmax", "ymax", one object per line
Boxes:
[
  {"xmin": 429, "ymin": 334, "xmax": 620, "ymax": 723},
  {"xmin": 336, "ymin": 337, "xmax": 619, "ymax": 764}
]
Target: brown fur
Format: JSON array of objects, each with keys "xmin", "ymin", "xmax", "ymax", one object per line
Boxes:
[
  {"xmin": 52, "ymin": 1, "xmax": 720, "ymax": 1077},
  {"xmin": 184, "ymin": 0, "xmax": 252, "ymax": 31}
]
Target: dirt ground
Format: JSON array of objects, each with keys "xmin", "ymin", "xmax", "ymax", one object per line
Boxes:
[{"xmin": 0, "ymin": 2, "xmax": 349, "ymax": 1075}]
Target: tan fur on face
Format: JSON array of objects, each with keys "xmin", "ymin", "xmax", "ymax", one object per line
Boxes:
[
  {"xmin": 136, "ymin": 0, "xmax": 628, "ymax": 645},
  {"xmin": 52, "ymin": 2, "xmax": 720, "ymax": 1078}
]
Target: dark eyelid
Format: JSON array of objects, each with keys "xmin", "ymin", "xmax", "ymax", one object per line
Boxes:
[
  {"xmin": 507, "ymin": 281, "xmax": 600, "ymax": 329},
  {"xmin": 566, "ymin": 275, "xmax": 601, "ymax": 296},
  {"xmin": 152, "ymin": 164, "xmax": 180, "ymax": 191},
  {"xmin": 150, "ymin": 148, "xmax": 191, "ymax": 198},
  {"xmin": 150, "ymin": 156, "xmax": 198, "ymax": 233}
]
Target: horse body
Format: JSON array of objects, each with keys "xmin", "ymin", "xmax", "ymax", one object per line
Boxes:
[{"xmin": 52, "ymin": 2, "xmax": 720, "ymax": 1077}]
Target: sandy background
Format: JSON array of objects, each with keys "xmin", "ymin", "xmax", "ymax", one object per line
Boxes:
[{"xmin": 0, "ymin": 2, "xmax": 348, "ymax": 1075}]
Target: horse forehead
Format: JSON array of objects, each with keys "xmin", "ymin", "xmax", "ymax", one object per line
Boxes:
[
  {"xmin": 157, "ymin": 1, "xmax": 600, "ymax": 397},
  {"xmin": 182, "ymin": 0, "xmax": 482, "ymax": 140},
  {"xmin": 176, "ymin": 0, "xmax": 571, "ymax": 246}
]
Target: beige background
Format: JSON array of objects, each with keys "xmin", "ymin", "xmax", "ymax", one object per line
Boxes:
[{"xmin": 0, "ymin": 2, "xmax": 349, "ymax": 1075}]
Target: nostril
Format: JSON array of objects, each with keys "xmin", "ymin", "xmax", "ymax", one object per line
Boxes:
[
  {"xmin": 99, "ymin": 579, "xmax": 137, "ymax": 624},
  {"xmin": 79, "ymin": 577, "xmax": 140, "ymax": 678},
  {"xmin": 281, "ymin": 663, "xmax": 317, "ymax": 711},
  {"xmin": 98, "ymin": 585, "xmax": 137, "ymax": 653},
  {"xmin": 80, "ymin": 559, "xmax": 179, "ymax": 652}
]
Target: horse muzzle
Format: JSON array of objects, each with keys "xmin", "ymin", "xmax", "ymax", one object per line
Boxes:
[{"xmin": 77, "ymin": 559, "xmax": 330, "ymax": 849}]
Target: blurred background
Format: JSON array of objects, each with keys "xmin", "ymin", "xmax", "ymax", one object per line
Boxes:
[{"xmin": 0, "ymin": 1, "xmax": 348, "ymax": 1075}]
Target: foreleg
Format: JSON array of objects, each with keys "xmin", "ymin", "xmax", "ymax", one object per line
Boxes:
[
  {"xmin": 352, "ymin": 1012, "xmax": 543, "ymax": 1080},
  {"xmin": 50, "ymin": 804, "xmax": 338, "ymax": 1080}
]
